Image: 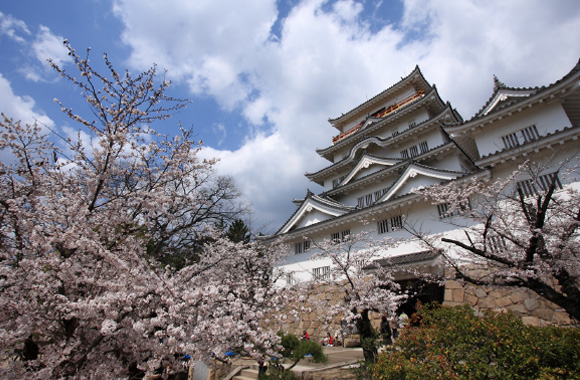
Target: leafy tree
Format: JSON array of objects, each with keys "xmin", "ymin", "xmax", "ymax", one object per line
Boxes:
[
  {"xmin": 226, "ymin": 218, "xmax": 252, "ymax": 243},
  {"xmin": 415, "ymin": 160, "xmax": 580, "ymax": 322},
  {"xmin": 260, "ymin": 332, "xmax": 327, "ymax": 380},
  {"xmin": 372, "ymin": 304, "xmax": 580, "ymax": 379},
  {"xmin": 277, "ymin": 332, "xmax": 327, "ymax": 370},
  {"xmin": 0, "ymin": 42, "xmax": 290, "ymax": 378}
]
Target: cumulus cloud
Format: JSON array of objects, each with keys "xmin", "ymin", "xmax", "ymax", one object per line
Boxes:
[
  {"xmin": 0, "ymin": 11, "xmax": 30, "ymax": 43},
  {"xmin": 0, "ymin": 73, "xmax": 54, "ymax": 128},
  {"xmin": 31, "ymin": 25, "xmax": 72, "ymax": 68},
  {"xmin": 112, "ymin": 0, "xmax": 580, "ymax": 231},
  {"xmin": 0, "ymin": 12, "xmax": 71, "ymax": 82}
]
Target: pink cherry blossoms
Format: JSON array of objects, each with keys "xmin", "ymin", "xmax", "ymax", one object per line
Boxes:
[{"xmin": 0, "ymin": 43, "xmax": 293, "ymax": 379}]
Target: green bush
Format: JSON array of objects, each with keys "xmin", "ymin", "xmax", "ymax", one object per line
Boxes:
[{"xmin": 371, "ymin": 304, "xmax": 580, "ymax": 380}]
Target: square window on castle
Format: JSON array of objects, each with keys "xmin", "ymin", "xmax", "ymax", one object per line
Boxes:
[
  {"xmin": 377, "ymin": 215, "xmax": 403, "ymax": 234},
  {"xmin": 437, "ymin": 199, "xmax": 471, "ymax": 219},
  {"xmin": 294, "ymin": 240, "xmax": 311, "ymax": 254},
  {"xmin": 487, "ymin": 235, "xmax": 507, "ymax": 253},
  {"xmin": 312, "ymin": 266, "xmax": 330, "ymax": 280},
  {"xmin": 419, "ymin": 141, "xmax": 429, "ymax": 154},
  {"xmin": 501, "ymin": 124, "xmax": 540, "ymax": 149},
  {"xmin": 331, "ymin": 229, "xmax": 351, "ymax": 243},
  {"xmin": 516, "ymin": 172, "xmax": 562, "ymax": 198}
]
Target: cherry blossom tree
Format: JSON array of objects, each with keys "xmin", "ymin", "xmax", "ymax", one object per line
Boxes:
[
  {"xmin": 0, "ymin": 42, "xmax": 290, "ymax": 379},
  {"xmin": 416, "ymin": 160, "xmax": 580, "ymax": 323},
  {"xmin": 307, "ymin": 231, "xmax": 407, "ymax": 362}
]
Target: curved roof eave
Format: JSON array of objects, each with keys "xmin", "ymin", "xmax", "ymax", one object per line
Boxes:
[
  {"xmin": 328, "ymin": 65, "xmax": 429, "ymax": 125},
  {"xmin": 447, "ymin": 58, "xmax": 580, "ymax": 131},
  {"xmin": 316, "ymin": 87, "xmax": 454, "ymax": 160},
  {"xmin": 276, "ymin": 193, "xmax": 355, "ymax": 235},
  {"xmin": 308, "ymin": 105, "xmax": 461, "ymax": 182}
]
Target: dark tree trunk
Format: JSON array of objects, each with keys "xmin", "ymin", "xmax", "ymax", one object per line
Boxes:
[{"xmin": 355, "ymin": 309, "xmax": 378, "ymax": 363}]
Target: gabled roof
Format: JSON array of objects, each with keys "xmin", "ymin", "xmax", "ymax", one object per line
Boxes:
[
  {"xmin": 376, "ymin": 163, "xmax": 466, "ymax": 202},
  {"xmin": 370, "ymin": 250, "xmax": 441, "ymax": 268},
  {"xmin": 340, "ymin": 155, "xmax": 399, "ymax": 187},
  {"xmin": 462, "ymin": 58, "xmax": 580, "ymax": 124},
  {"xmin": 314, "ymin": 102, "xmax": 460, "ymax": 167},
  {"xmin": 276, "ymin": 193, "xmax": 355, "ymax": 235},
  {"xmin": 318, "ymin": 86, "xmax": 448, "ymax": 159},
  {"xmin": 328, "ymin": 65, "xmax": 431, "ymax": 127}
]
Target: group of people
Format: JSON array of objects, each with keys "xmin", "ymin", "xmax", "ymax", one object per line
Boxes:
[
  {"xmin": 380, "ymin": 312, "xmax": 408, "ymax": 345},
  {"xmin": 301, "ymin": 330, "xmax": 341, "ymax": 347},
  {"xmin": 301, "ymin": 312, "xmax": 408, "ymax": 349}
]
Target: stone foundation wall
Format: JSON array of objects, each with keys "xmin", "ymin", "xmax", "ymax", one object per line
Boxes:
[
  {"xmin": 276, "ymin": 276, "xmax": 575, "ymax": 343},
  {"xmin": 443, "ymin": 278, "xmax": 574, "ymax": 327}
]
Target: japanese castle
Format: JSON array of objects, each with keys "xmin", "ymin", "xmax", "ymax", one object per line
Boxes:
[{"xmin": 272, "ymin": 59, "xmax": 580, "ymax": 293}]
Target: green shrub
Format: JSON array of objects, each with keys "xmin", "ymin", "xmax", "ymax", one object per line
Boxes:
[{"xmin": 371, "ymin": 304, "xmax": 580, "ymax": 380}]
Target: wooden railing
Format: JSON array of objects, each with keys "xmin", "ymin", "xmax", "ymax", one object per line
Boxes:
[{"xmin": 332, "ymin": 90, "xmax": 425, "ymax": 144}]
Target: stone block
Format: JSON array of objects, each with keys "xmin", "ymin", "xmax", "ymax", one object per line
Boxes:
[
  {"xmin": 507, "ymin": 303, "xmax": 527, "ymax": 315},
  {"xmin": 509, "ymin": 291, "xmax": 526, "ymax": 304},
  {"xmin": 477, "ymin": 296, "xmax": 497, "ymax": 309},
  {"xmin": 465, "ymin": 294, "xmax": 479, "ymax": 306},
  {"xmin": 554, "ymin": 311, "xmax": 572, "ymax": 326},
  {"xmin": 522, "ymin": 316, "xmax": 541, "ymax": 327},
  {"xmin": 524, "ymin": 297, "xmax": 539, "ymax": 311},
  {"xmin": 495, "ymin": 296, "xmax": 513, "ymax": 308},
  {"xmin": 445, "ymin": 280, "xmax": 462, "ymax": 289},
  {"xmin": 452, "ymin": 289, "xmax": 465, "ymax": 302},
  {"xmin": 473, "ymin": 287, "xmax": 488, "ymax": 298},
  {"xmin": 534, "ymin": 308, "xmax": 554, "ymax": 322}
]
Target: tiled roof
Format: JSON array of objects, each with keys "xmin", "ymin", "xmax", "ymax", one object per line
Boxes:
[
  {"xmin": 466, "ymin": 58, "xmax": 580, "ymax": 123},
  {"xmin": 369, "ymin": 250, "xmax": 441, "ymax": 268},
  {"xmin": 317, "ymin": 86, "xmax": 446, "ymax": 157},
  {"xmin": 328, "ymin": 65, "xmax": 427, "ymax": 124}
]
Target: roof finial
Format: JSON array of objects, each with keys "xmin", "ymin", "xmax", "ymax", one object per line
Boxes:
[{"xmin": 493, "ymin": 75, "xmax": 506, "ymax": 91}]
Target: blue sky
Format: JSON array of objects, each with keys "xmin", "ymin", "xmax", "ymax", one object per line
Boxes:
[{"xmin": 1, "ymin": 0, "xmax": 580, "ymax": 233}]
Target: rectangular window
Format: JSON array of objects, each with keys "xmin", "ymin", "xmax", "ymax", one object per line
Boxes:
[
  {"xmin": 313, "ymin": 266, "xmax": 330, "ymax": 280},
  {"xmin": 437, "ymin": 200, "xmax": 471, "ymax": 218},
  {"xmin": 357, "ymin": 196, "xmax": 365, "ymax": 208},
  {"xmin": 419, "ymin": 141, "xmax": 429, "ymax": 154},
  {"xmin": 285, "ymin": 272, "xmax": 297, "ymax": 285},
  {"xmin": 294, "ymin": 241, "xmax": 310, "ymax": 254},
  {"xmin": 378, "ymin": 216, "xmax": 403, "ymax": 234},
  {"xmin": 502, "ymin": 125, "xmax": 540, "ymax": 149},
  {"xmin": 487, "ymin": 235, "xmax": 507, "ymax": 253},
  {"xmin": 409, "ymin": 145, "xmax": 419, "ymax": 158},
  {"xmin": 331, "ymin": 229, "xmax": 351, "ymax": 243},
  {"xmin": 390, "ymin": 215, "xmax": 403, "ymax": 230},
  {"xmin": 365, "ymin": 194, "xmax": 374, "ymax": 207},
  {"xmin": 374, "ymin": 190, "xmax": 383, "ymax": 202},
  {"xmin": 377, "ymin": 219, "xmax": 389, "ymax": 234},
  {"xmin": 332, "ymin": 176, "xmax": 345, "ymax": 188},
  {"xmin": 437, "ymin": 202, "xmax": 451, "ymax": 218},
  {"xmin": 400, "ymin": 149, "xmax": 409, "ymax": 159},
  {"xmin": 516, "ymin": 172, "xmax": 562, "ymax": 198}
]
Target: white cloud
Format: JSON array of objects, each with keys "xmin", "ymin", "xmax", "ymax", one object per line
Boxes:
[
  {"xmin": 0, "ymin": 73, "xmax": 54, "ymax": 128},
  {"xmin": 31, "ymin": 25, "xmax": 72, "ymax": 68},
  {"xmin": 112, "ymin": 0, "xmax": 580, "ymax": 231},
  {"xmin": 0, "ymin": 11, "xmax": 30, "ymax": 43}
]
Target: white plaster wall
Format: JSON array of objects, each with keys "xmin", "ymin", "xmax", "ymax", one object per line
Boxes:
[
  {"xmin": 474, "ymin": 103, "xmax": 571, "ymax": 158},
  {"xmin": 295, "ymin": 209, "xmax": 335, "ymax": 229}
]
